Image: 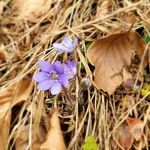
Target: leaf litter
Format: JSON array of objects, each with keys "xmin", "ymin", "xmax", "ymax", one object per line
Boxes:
[
  {"xmin": 0, "ymin": 0, "xmax": 150, "ymax": 149},
  {"xmin": 40, "ymin": 109, "xmax": 66, "ymax": 150},
  {"xmin": 87, "ymin": 30, "xmax": 146, "ymax": 95}
]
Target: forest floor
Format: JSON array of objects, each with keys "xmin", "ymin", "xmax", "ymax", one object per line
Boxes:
[{"xmin": 0, "ymin": 0, "xmax": 150, "ymax": 150}]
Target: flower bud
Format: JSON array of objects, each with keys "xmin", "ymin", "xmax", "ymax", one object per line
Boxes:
[{"xmin": 80, "ymin": 77, "xmax": 91, "ymax": 89}]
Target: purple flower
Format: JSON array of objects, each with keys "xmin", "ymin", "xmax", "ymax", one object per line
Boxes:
[
  {"xmin": 53, "ymin": 36, "xmax": 78, "ymax": 53},
  {"xmin": 34, "ymin": 60, "xmax": 69, "ymax": 95},
  {"xmin": 34, "ymin": 59, "xmax": 77, "ymax": 95},
  {"xmin": 63, "ymin": 60, "xmax": 76, "ymax": 79}
]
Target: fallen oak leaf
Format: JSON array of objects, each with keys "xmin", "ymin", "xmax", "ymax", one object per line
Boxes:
[
  {"xmin": 40, "ymin": 109, "xmax": 66, "ymax": 150},
  {"xmin": 126, "ymin": 118, "xmax": 143, "ymax": 141},
  {"xmin": 87, "ymin": 31, "xmax": 146, "ymax": 95}
]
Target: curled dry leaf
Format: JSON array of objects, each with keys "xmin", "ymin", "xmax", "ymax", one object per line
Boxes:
[
  {"xmin": 40, "ymin": 110, "xmax": 66, "ymax": 150},
  {"xmin": 12, "ymin": 0, "xmax": 51, "ymax": 22},
  {"xmin": 0, "ymin": 79, "xmax": 32, "ymax": 149},
  {"xmin": 126, "ymin": 118, "xmax": 143, "ymax": 141},
  {"xmin": 87, "ymin": 31, "xmax": 146, "ymax": 95},
  {"xmin": 114, "ymin": 124, "xmax": 133, "ymax": 150}
]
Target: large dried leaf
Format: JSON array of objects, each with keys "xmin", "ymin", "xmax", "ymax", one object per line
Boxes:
[
  {"xmin": 40, "ymin": 110, "xmax": 66, "ymax": 150},
  {"xmin": 126, "ymin": 118, "xmax": 143, "ymax": 141},
  {"xmin": 12, "ymin": 0, "xmax": 51, "ymax": 22},
  {"xmin": 87, "ymin": 31, "xmax": 146, "ymax": 95},
  {"xmin": 0, "ymin": 79, "xmax": 32, "ymax": 149},
  {"xmin": 115, "ymin": 124, "xmax": 133, "ymax": 150}
]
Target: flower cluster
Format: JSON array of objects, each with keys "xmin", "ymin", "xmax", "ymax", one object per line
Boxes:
[{"xmin": 34, "ymin": 36, "xmax": 78, "ymax": 95}]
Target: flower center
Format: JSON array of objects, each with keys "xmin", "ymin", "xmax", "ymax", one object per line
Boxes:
[{"xmin": 51, "ymin": 72, "xmax": 59, "ymax": 79}]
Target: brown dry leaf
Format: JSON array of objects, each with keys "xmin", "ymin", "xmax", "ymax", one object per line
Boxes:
[
  {"xmin": 15, "ymin": 125, "xmax": 46, "ymax": 150},
  {"xmin": 0, "ymin": 78, "xmax": 32, "ymax": 105},
  {"xmin": 115, "ymin": 124, "xmax": 133, "ymax": 150},
  {"xmin": 0, "ymin": 79, "xmax": 32, "ymax": 149},
  {"xmin": 87, "ymin": 31, "xmax": 146, "ymax": 95},
  {"xmin": 126, "ymin": 118, "xmax": 143, "ymax": 141},
  {"xmin": 40, "ymin": 110, "xmax": 66, "ymax": 150},
  {"xmin": 12, "ymin": 0, "xmax": 51, "ymax": 22},
  {"xmin": 13, "ymin": 79, "xmax": 33, "ymax": 105}
]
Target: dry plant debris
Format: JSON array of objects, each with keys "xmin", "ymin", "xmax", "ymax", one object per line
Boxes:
[
  {"xmin": 114, "ymin": 118, "xmax": 144, "ymax": 150},
  {"xmin": 0, "ymin": 0, "xmax": 150, "ymax": 150},
  {"xmin": 15, "ymin": 125, "xmax": 46, "ymax": 150},
  {"xmin": 40, "ymin": 110, "xmax": 66, "ymax": 150},
  {"xmin": 87, "ymin": 31, "xmax": 146, "ymax": 95},
  {"xmin": 0, "ymin": 79, "xmax": 32, "ymax": 149},
  {"xmin": 12, "ymin": 0, "xmax": 52, "ymax": 22},
  {"xmin": 114, "ymin": 124, "xmax": 133, "ymax": 150}
]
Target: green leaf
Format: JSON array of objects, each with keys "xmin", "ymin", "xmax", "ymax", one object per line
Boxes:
[
  {"xmin": 144, "ymin": 35, "xmax": 150, "ymax": 43},
  {"xmin": 82, "ymin": 136, "xmax": 98, "ymax": 150},
  {"xmin": 141, "ymin": 83, "xmax": 150, "ymax": 96},
  {"xmin": 85, "ymin": 42, "xmax": 92, "ymax": 50}
]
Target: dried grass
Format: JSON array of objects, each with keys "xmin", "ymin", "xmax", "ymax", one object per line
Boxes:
[{"xmin": 0, "ymin": 0, "xmax": 150, "ymax": 149}]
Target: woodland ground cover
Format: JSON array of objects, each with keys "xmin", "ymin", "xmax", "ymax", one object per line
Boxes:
[{"xmin": 0, "ymin": 0, "xmax": 150, "ymax": 149}]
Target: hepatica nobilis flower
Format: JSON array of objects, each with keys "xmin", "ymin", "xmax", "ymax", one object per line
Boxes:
[
  {"xmin": 64, "ymin": 60, "xmax": 76, "ymax": 79},
  {"xmin": 53, "ymin": 36, "xmax": 78, "ymax": 53},
  {"xmin": 34, "ymin": 60, "xmax": 76, "ymax": 95}
]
